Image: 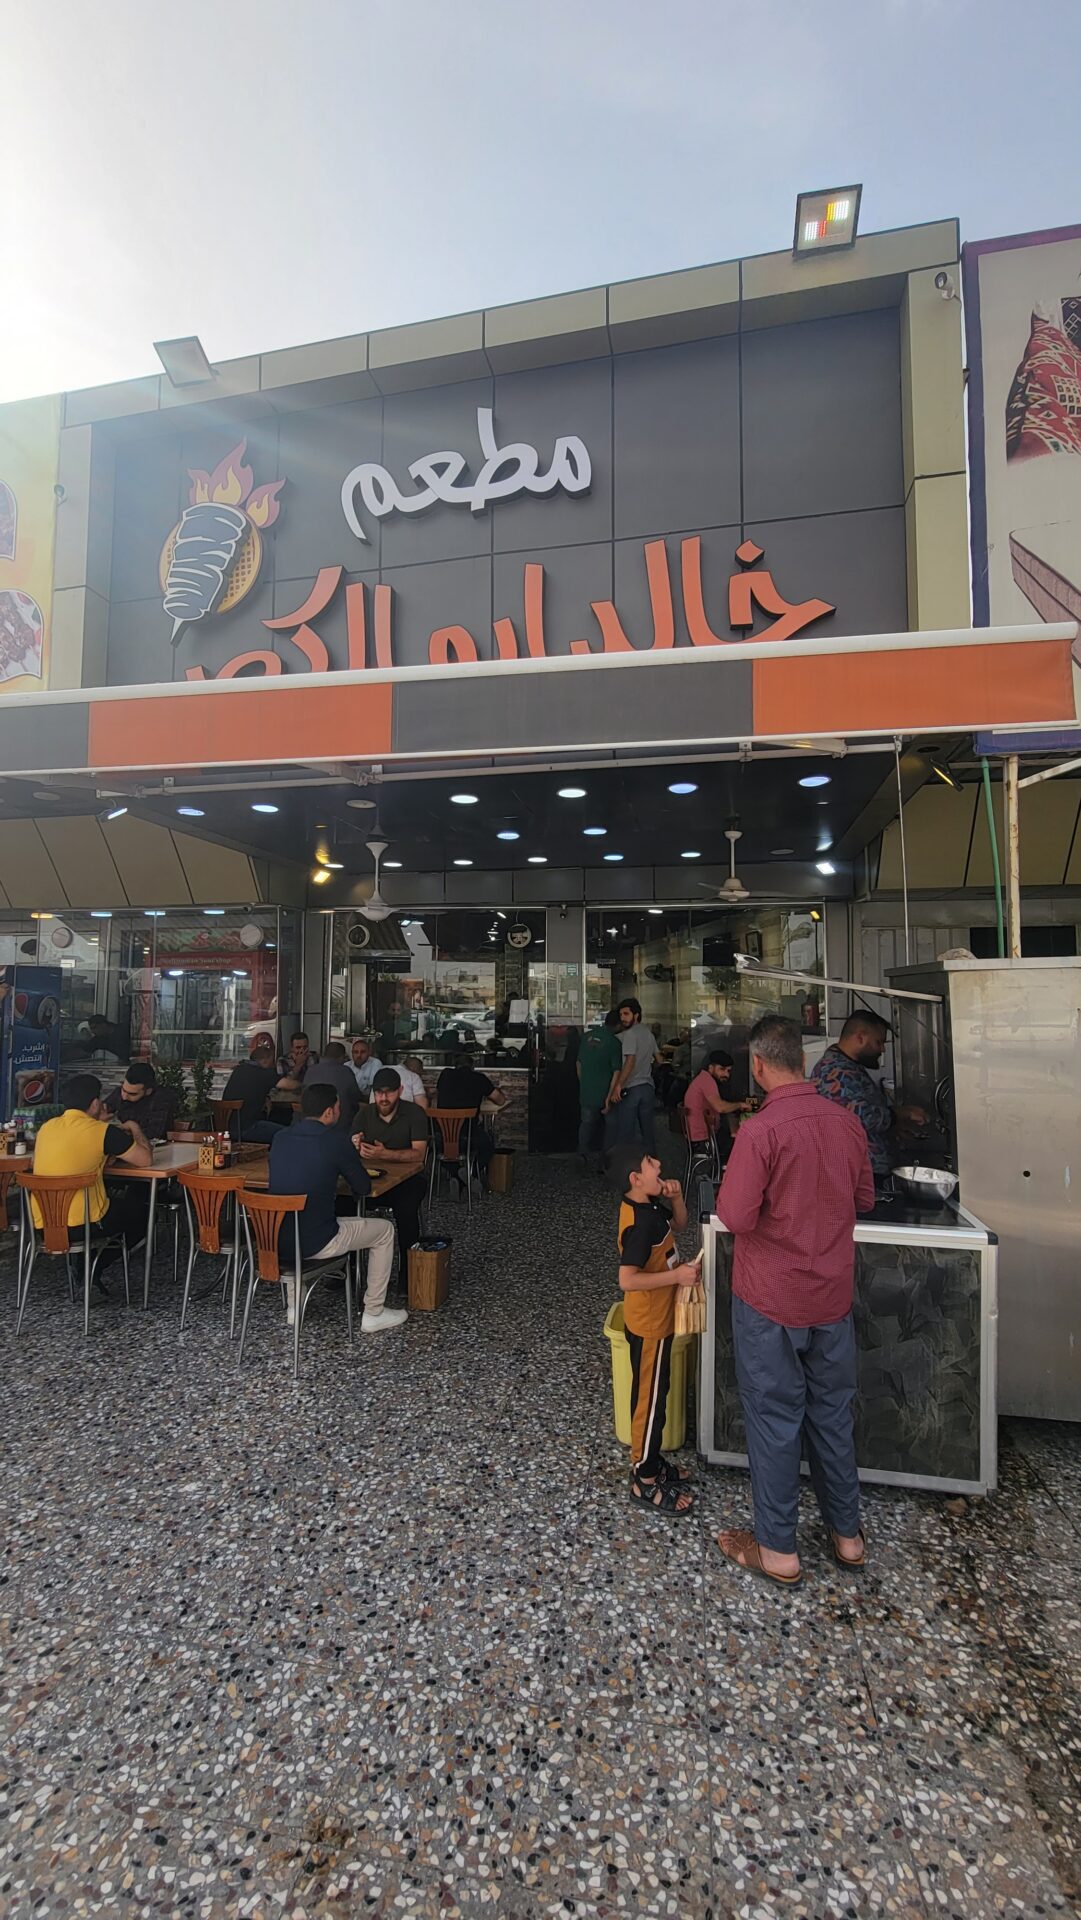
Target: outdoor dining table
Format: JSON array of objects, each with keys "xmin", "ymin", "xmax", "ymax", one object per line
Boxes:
[{"xmin": 109, "ymin": 1142, "xmax": 201, "ymax": 1309}]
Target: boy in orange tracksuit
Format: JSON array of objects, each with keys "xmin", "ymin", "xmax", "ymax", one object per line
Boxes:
[{"xmin": 611, "ymin": 1145, "xmax": 700, "ymax": 1516}]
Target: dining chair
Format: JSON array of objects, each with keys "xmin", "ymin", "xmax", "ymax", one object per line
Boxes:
[
  {"xmin": 678, "ymin": 1106, "xmax": 721, "ymax": 1204},
  {"xmin": 426, "ymin": 1107, "xmax": 478, "ymax": 1213},
  {"xmin": 177, "ymin": 1168, "xmax": 246, "ymax": 1335},
  {"xmin": 236, "ymin": 1189, "xmax": 356, "ymax": 1378},
  {"xmin": 14, "ymin": 1170, "xmax": 131, "ymax": 1338},
  {"xmin": 211, "ymin": 1099, "xmax": 244, "ymax": 1143},
  {"xmin": 0, "ymin": 1167, "xmax": 15, "ymax": 1235}
]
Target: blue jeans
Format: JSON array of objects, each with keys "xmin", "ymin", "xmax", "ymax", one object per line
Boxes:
[
  {"xmin": 617, "ymin": 1081, "xmax": 656, "ymax": 1155},
  {"xmin": 731, "ymin": 1293, "xmax": 860, "ymax": 1555},
  {"xmin": 578, "ymin": 1105, "xmax": 609, "ymax": 1164}
]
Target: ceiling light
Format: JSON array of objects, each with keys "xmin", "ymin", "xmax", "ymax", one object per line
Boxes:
[
  {"xmin": 203, "ymin": 908, "xmax": 225, "ymax": 915},
  {"xmin": 558, "ymin": 787, "xmax": 586, "ymax": 799},
  {"xmin": 497, "ymin": 911, "xmax": 507, "ymax": 920},
  {"xmin": 604, "ymin": 853, "xmax": 624, "ymax": 862},
  {"xmin": 583, "ymin": 826, "xmax": 607, "ymax": 837},
  {"xmin": 681, "ymin": 850, "xmax": 701, "ymax": 860},
  {"xmin": 450, "ymin": 793, "xmax": 478, "ymax": 806},
  {"xmin": 167, "ymin": 968, "xmax": 184, "ymax": 977},
  {"xmin": 347, "ymin": 797, "xmax": 376, "ymax": 810},
  {"xmin": 30, "ymin": 912, "xmax": 52, "ymax": 921},
  {"xmin": 321, "ymin": 860, "xmax": 344, "ymax": 870},
  {"xmin": 799, "ymin": 775, "xmax": 830, "ymax": 789},
  {"xmin": 32, "ymin": 790, "xmax": 59, "ymax": 802},
  {"xmin": 90, "ymin": 911, "xmax": 112, "ymax": 918},
  {"xmin": 401, "ymin": 919, "xmax": 413, "ymax": 927},
  {"xmin": 145, "ymin": 910, "xmax": 166, "ymax": 918},
  {"xmin": 176, "ymin": 806, "xmax": 204, "ymax": 818},
  {"xmin": 384, "ymin": 860, "xmax": 403, "ymax": 869},
  {"xmin": 232, "ymin": 970, "xmax": 246, "ymax": 977},
  {"xmin": 528, "ymin": 856, "xmax": 548, "ymax": 865},
  {"xmin": 103, "ymin": 805, "xmax": 128, "ymax": 821},
  {"xmin": 932, "ymin": 764, "xmax": 959, "ymax": 790},
  {"xmin": 454, "ymin": 859, "xmax": 473, "ymax": 867},
  {"xmin": 311, "ymin": 868, "xmax": 332, "ymax": 885},
  {"xmin": 816, "ymin": 860, "xmax": 836, "ymax": 875},
  {"xmin": 668, "ymin": 782, "xmax": 697, "ymax": 795},
  {"xmin": 154, "ymin": 334, "xmax": 215, "ymax": 386},
  {"xmin": 793, "ymin": 184, "xmax": 862, "ymax": 258},
  {"xmin": 810, "ymin": 909, "xmax": 822, "ymax": 922},
  {"xmin": 252, "ymin": 803, "xmax": 279, "ymax": 814},
  {"xmin": 497, "ymin": 830, "xmax": 519, "ymax": 842},
  {"xmin": 606, "ymin": 926, "xmax": 618, "ymax": 936},
  {"xmin": 648, "ymin": 908, "xmax": 663, "ymax": 917},
  {"xmin": 771, "ymin": 847, "xmax": 794, "ymax": 856}
]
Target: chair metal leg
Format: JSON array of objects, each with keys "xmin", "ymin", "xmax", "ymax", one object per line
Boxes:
[
  {"xmin": 345, "ymin": 1255, "xmax": 354, "ymax": 1344},
  {"xmin": 233, "ymin": 1212, "xmax": 254, "ymax": 1341},
  {"xmin": 179, "ymin": 1192, "xmax": 197, "ymax": 1333},
  {"xmin": 83, "ymin": 1197, "xmax": 92, "ymax": 1338},
  {"xmin": 237, "ymin": 1268, "xmax": 259, "ymax": 1365},
  {"xmin": 293, "ymin": 1243, "xmax": 302, "ymax": 1379},
  {"xmin": 65, "ymin": 1253, "xmax": 75, "ymax": 1304},
  {"xmin": 16, "ymin": 1243, "xmax": 37, "ymax": 1336},
  {"xmin": 121, "ymin": 1240, "xmax": 131, "ymax": 1309},
  {"xmin": 172, "ymin": 1210, "xmax": 181, "ymax": 1289}
]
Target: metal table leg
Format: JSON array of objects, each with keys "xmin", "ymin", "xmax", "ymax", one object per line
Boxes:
[{"xmin": 143, "ymin": 1175, "xmax": 158, "ymax": 1311}]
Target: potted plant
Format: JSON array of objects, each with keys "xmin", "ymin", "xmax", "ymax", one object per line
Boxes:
[{"xmin": 189, "ymin": 1040, "xmax": 216, "ymax": 1130}]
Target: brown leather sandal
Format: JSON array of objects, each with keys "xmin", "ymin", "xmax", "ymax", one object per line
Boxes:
[
  {"xmin": 716, "ymin": 1528, "xmax": 802, "ymax": 1587},
  {"xmin": 829, "ymin": 1528, "xmax": 866, "ymax": 1569}
]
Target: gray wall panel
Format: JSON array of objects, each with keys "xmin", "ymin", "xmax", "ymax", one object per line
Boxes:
[
  {"xmin": 380, "ymin": 378, "xmax": 494, "ymax": 567},
  {"xmin": 614, "ymin": 337, "xmax": 740, "ymax": 539},
  {"xmin": 380, "ymin": 555, "xmax": 493, "ymax": 667},
  {"xmin": 492, "ymin": 542, "xmax": 613, "ymax": 658},
  {"xmin": 491, "ymin": 359, "xmax": 612, "ymax": 553},
  {"xmin": 742, "ymin": 309, "xmax": 903, "ymax": 522},
  {"xmin": 276, "ymin": 398, "xmax": 383, "ymax": 579},
  {"xmin": 0, "ymin": 700, "xmax": 88, "ymax": 772},
  {"xmin": 745, "ymin": 507, "xmax": 908, "ymax": 638}
]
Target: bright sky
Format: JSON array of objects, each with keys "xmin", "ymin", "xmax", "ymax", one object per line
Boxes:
[{"xmin": 3, "ymin": 0, "xmax": 1079, "ymax": 404}]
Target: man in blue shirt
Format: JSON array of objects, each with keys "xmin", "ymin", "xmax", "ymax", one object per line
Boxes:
[
  {"xmin": 810, "ymin": 1013, "xmax": 894, "ymax": 1183},
  {"xmin": 268, "ymin": 1082, "xmax": 404, "ymax": 1333}
]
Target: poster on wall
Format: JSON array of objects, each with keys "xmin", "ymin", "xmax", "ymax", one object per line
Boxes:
[
  {"xmin": 0, "ymin": 394, "xmax": 62, "ymax": 695},
  {"xmin": 964, "ymin": 225, "xmax": 1081, "ymax": 750},
  {"xmin": 0, "ymin": 965, "xmax": 62, "ymax": 1122}
]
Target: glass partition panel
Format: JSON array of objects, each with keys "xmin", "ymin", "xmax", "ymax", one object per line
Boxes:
[{"xmin": 333, "ymin": 909, "xmax": 545, "ymax": 1068}]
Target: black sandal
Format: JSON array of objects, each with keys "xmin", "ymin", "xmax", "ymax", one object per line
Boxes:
[
  {"xmin": 630, "ymin": 1466, "xmax": 695, "ymax": 1518},
  {"xmin": 657, "ymin": 1456, "xmax": 692, "ymax": 1489}
]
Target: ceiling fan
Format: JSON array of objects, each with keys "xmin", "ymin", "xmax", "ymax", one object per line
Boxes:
[
  {"xmin": 698, "ymin": 827, "xmax": 750, "ymax": 903},
  {"xmin": 358, "ymin": 838, "xmax": 392, "ymax": 922}
]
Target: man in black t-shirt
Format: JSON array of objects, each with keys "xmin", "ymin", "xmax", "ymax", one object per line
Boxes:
[
  {"xmin": 435, "ymin": 1051, "xmax": 506, "ymax": 1179},
  {"xmin": 222, "ymin": 1041, "xmax": 289, "ymax": 1142},
  {"xmin": 351, "ymin": 1068, "xmax": 429, "ymax": 1262}
]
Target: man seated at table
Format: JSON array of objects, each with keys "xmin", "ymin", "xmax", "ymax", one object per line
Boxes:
[
  {"xmin": 399, "ymin": 1056, "xmax": 429, "ymax": 1109},
  {"xmin": 222, "ymin": 1040, "xmax": 292, "ymax": 1143},
  {"xmin": 302, "ymin": 1041, "xmax": 359, "ymax": 1133},
  {"xmin": 350, "ymin": 1035, "xmax": 383, "ymax": 1099},
  {"xmin": 102, "ymin": 1061, "xmax": 178, "ymax": 1143},
  {"xmin": 33, "ymin": 1072, "xmax": 153, "ymax": 1275},
  {"xmin": 278, "ymin": 1031, "xmax": 317, "ymax": 1084},
  {"xmin": 268, "ymin": 1081, "xmax": 403, "ymax": 1334},
  {"xmin": 683, "ymin": 1050, "xmax": 753, "ymax": 1170},
  {"xmin": 351, "ymin": 1068, "xmax": 429, "ymax": 1263},
  {"xmin": 435, "ymin": 1048, "xmax": 506, "ymax": 1181}
]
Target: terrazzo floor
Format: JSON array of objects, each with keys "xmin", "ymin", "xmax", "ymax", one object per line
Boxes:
[{"xmin": 1, "ymin": 1156, "xmax": 1080, "ymax": 1920}]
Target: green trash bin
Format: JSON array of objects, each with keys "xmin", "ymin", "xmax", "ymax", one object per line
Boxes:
[{"xmin": 603, "ymin": 1300, "xmax": 694, "ymax": 1452}]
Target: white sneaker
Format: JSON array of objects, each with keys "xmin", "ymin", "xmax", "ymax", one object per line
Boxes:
[{"xmin": 361, "ymin": 1306, "xmax": 407, "ymax": 1333}]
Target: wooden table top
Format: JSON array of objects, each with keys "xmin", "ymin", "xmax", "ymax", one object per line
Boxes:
[{"xmin": 2, "ymin": 1141, "xmax": 416, "ymax": 1202}]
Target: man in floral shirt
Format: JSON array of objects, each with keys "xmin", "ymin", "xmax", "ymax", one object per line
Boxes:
[{"xmin": 810, "ymin": 1013, "xmax": 894, "ymax": 1182}]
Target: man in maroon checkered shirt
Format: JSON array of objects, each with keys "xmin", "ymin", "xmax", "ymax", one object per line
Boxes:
[{"xmin": 715, "ymin": 1013, "xmax": 874, "ymax": 1588}]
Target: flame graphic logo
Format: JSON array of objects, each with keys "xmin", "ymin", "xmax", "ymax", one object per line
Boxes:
[{"xmin": 160, "ymin": 441, "xmax": 285, "ymax": 642}]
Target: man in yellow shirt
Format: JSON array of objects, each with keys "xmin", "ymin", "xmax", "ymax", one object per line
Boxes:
[{"xmin": 33, "ymin": 1073, "xmax": 153, "ymax": 1275}]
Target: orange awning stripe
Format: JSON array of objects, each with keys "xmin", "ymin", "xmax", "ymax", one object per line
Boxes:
[
  {"xmin": 752, "ymin": 639, "xmax": 1075, "ymax": 735},
  {"xmin": 87, "ymin": 682, "xmax": 393, "ymax": 770}
]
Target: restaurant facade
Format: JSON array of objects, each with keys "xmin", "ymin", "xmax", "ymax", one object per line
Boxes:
[{"xmin": 0, "ymin": 213, "xmax": 1077, "ymax": 1109}]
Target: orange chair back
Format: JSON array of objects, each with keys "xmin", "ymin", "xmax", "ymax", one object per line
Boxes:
[
  {"xmin": 429, "ymin": 1107, "xmax": 473, "ymax": 1164},
  {"xmin": 238, "ymin": 1188, "xmax": 306, "ymax": 1284},
  {"xmin": 212, "ymin": 1099, "xmax": 243, "ymax": 1138},
  {"xmin": 16, "ymin": 1169, "xmax": 95, "ymax": 1254},
  {"xmin": 0, "ymin": 1167, "xmax": 14, "ymax": 1233},
  {"xmin": 178, "ymin": 1167, "xmax": 245, "ymax": 1254}
]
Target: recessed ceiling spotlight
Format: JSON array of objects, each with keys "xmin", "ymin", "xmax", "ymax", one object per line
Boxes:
[
  {"xmin": 583, "ymin": 826, "xmax": 607, "ymax": 837},
  {"xmin": 799, "ymin": 775, "xmax": 830, "ymax": 789},
  {"xmin": 558, "ymin": 787, "xmax": 586, "ymax": 799},
  {"xmin": 90, "ymin": 911, "xmax": 113, "ymax": 919},
  {"xmin": 604, "ymin": 853, "xmax": 624, "ymax": 862},
  {"xmin": 321, "ymin": 860, "xmax": 344, "ymax": 870},
  {"xmin": 145, "ymin": 910, "xmax": 166, "ymax": 917},
  {"xmin": 816, "ymin": 860, "xmax": 837, "ymax": 875},
  {"xmin": 528, "ymin": 855, "xmax": 548, "ymax": 865},
  {"xmin": 167, "ymin": 968, "xmax": 184, "ymax": 978},
  {"xmin": 176, "ymin": 806, "xmax": 205, "ymax": 818},
  {"xmin": 668, "ymin": 782, "xmax": 698, "ymax": 795},
  {"xmin": 203, "ymin": 908, "xmax": 225, "ymax": 915},
  {"xmin": 648, "ymin": 908, "xmax": 663, "ymax": 916},
  {"xmin": 454, "ymin": 859, "xmax": 473, "ymax": 867},
  {"xmin": 252, "ymin": 803, "xmax": 279, "ymax": 813},
  {"xmin": 384, "ymin": 860, "xmax": 403, "ymax": 869},
  {"xmin": 346, "ymin": 797, "xmax": 376, "ymax": 810},
  {"xmin": 771, "ymin": 847, "xmax": 794, "ymax": 856},
  {"xmin": 497, "ymin": 830, "xmax": 520, "ymax": 841},
  {"xmin": 103, "ymin": 805, "xmax": 128, "ymax": 821},
  {"xmin": 451, "ymin": 793, "xmax": 478, "ymax": 805},
  {"xmin": 681, "ymin": 850, "xmax": 701, "ymax": 860}
]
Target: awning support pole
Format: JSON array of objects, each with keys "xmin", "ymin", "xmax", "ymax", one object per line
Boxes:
[
  {"xmin": 981, "ymin": 757, "xmax": 1005, "ymax": 958},
  {"xmin": 1005, "ymin": 753, "xmax": 1022, "ymax": 959},
  {"xmin": 894, "ymin": 738, "xmax": 911, "ymax": 964}
]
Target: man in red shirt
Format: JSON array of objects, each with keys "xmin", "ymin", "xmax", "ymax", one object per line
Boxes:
[{"xmin": 715, "ymin": 1014, "xmax": 874, "ymax": 1587}]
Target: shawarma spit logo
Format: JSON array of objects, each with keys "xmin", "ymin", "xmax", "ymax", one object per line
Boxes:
[{"xmin": 159, "ymin": 443, "xmax": 285, "ymax": 643}]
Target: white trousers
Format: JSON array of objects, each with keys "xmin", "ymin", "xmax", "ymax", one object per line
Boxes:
[{"xmin": 313, "ymin": 1216, "xmax": 396, "ymax": 1313}]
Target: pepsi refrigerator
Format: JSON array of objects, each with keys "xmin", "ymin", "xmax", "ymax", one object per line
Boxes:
[{"xmin": 0, "ymin": 965, "xmax": 63, "ymax": 1124}]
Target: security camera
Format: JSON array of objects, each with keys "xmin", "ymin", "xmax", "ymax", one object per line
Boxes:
[
  {"xmin": 934, "ymin": 271, "xmax": 958, "ymax": 302},
  {"xmin": 53, "ymin": 482, "xmax": 67, "ymax": 503}
]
